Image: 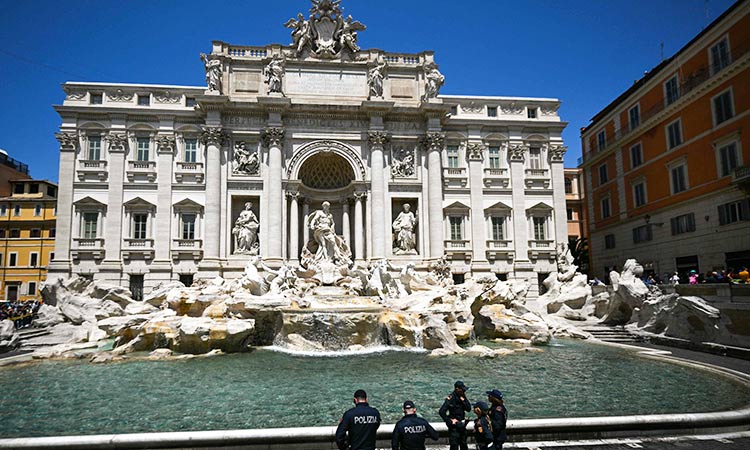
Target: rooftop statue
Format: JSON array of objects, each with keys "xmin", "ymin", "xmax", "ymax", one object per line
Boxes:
[
  {"xmin": 367, "ymin": 57, "xmax": 387, "ymax": 99},
  {"xmin": 422, "ymin": 62, "xmax": 445, "ymax": 101},
  {"xmin": 200, "ymin": 53, "xmax": 222, "ymax": 94},
  {"xmin": 264, "ymin": 55, "xmax": 286, "ymax": 94},
  {"xmin": 284, "ymin": 0, "xmax": 366, "ymax": 59}
]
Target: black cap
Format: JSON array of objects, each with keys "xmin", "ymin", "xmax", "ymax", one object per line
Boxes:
[
  {"xmin": 454, "ymin": 380, "xmax": 468, "ymax": 390},
  {"xmin": 402, "ymin": 400, "xmax": 416, "ymax": 409},
  {"xmin": 353, "ymin": 389, "xmax": 367, "ymax": 399},
  {"xmin": 473, "ymin": 401, "xmax": 490, "ymax": 412},
  {"xmin": 486, "ymin": 389, "xmax": 504, "ymax": 400}
]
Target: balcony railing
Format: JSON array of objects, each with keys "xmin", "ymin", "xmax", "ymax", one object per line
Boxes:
[
  {"xmin": 528, "ymin": 239, "xmax": 554, "ymax": 249},
  {"xmin": 72, "ymin": 238, "xmax": 105, "ymax": 260},
  {"xmin": 174, "ymin": 238, "xmax": 202, "ymax": 248},
  {"xmin": 484, "ymin": 168, "xmax": 507, "ymax": 176},
  {"xmin": 80, "ymin": 160, "xmax": 107, "ymax": 169},
  {"xmin": 124, "ymin": 238, "xmax": 154, "ymax": 248},
  {"xmin": 444, "ymin": 239, "xmax": 470, "ymax": 249},
  {"xmin": 525, "ymin": 168, "xmax": 548, "ymax": 177},
  {"xmin": 580, "ymin": 38, "xmax": 750, "ymax": 166},
  {"xmin": 174, "ymin": 161, "xmax": 205, "ymax": 182},
  {"xmin": 171, "ymin": 239, "xmax": 204, "ymax": 260},
  {"xmin": 443, "ymin": 167, "xmax": 466, "ymax": 176},
  {"xmin": 73, "ymin": 238, "xmax": 104, "ymax": 248},
  {"xmin": 486, "ymin": 240, "xmax": 511, "ymax": 249}
]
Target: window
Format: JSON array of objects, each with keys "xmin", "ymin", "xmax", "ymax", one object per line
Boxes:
[
  {"xmin": 13, "ymin": 183, "xmax": 24, "ymax": 194},
  {"xmin": 487, "ymin": 106, "xmax": 497, "ymax": 117},
  {"xmin": 566, "ymin": 208, "xmax": 573, "ymax": 221},
  {"xmin": 600, "ymin": 197, "xmax": 611, "ymax": 219},
  {"xmin": 8, "ymin": 253, "xmax": 17, "ymax": 267},
  {"xmin": 449, "ymin": 216, "xmax": 463, "ymax": 240},
  {"xmin": 0, "ymin": 205, "xmax": 6, "ymax": 216},
  {"xmin": 533, "ymin": 217, "xmax": 546, "ymax": 240},
  {"xmin": 487, "ymin": 146, "xmax": 501, "ymax": 169},
  {"xmin": 490, "ymin": 216, "xmax": 504, "ymax": 240},
  {"xmin": 671, "ymin": 213, "xmax": 696, "ymax": 235},
  {"xmin": 666, "ymin": 119, "xmax": 682, "ymax": 149},
  {"xmin": 182, "ymin": 213, "xmax": 196, "ymax": 240},
  {"xmin": 528, "ymin": 146, "xmax": 542, "ymax": 169},
  {"xmin": 49, "ymin": 252, "xmax": 55, "ymax": 261},
  {"xmin": 185, "ymin": 97, "xmax": 197, "ymax": 107},
  {"xmin": 0, "ymin": 253, "xmax": 3, "ymax": 265},
  {"xmin": 82, "ymin": 212, "xmax": 98, "ymax": 239},
  {"xmin": 49, "ymin": 228, "xmax": 56, "ymax": 238},
  {"xmin": 630, "ymin": 143, "xmax": 643, "ymax": 168},
  {"xmin": 90, "ymin": 93, "xmax": 103, "ymax": 105},
  {"xmin": 28, "ymin": 282, "xmax": 37, "ymax": 296},
  {"xmin": 710, "ymin": 37, "xmax": 731, "ymax": 74},
  {"xmin": 717, "ymin": 142, "xmax": 740, "ymax": 177},
  {"xmin": 712, "ymin": 89, "xmax": 734, "ymax": 125},
  {"xmin": 597, "ymin": 130, "xmax": 606, "ymax": 151},
  {"xmin": 13, "ymin": 205, "xmax": 20, "ymax": 216},
  {"xmin": 29, "ymin": 183, "xmax": 39, "ymax": 194},
  {"xmin": 179, "ymin": 274, "xmax": 194, "ymax": 286},
  {"xmin": 633, "ymin": 182, "xmax": 646, "ymax": 207},
  {"xmin": 598, "ymin": 163, "xmax": 608, "ymax": 184},
  {"xmin": 632, "ymin": 225, "xmax": 652, "ymax": 243},
  {"xmin": 564, "ymin": 178, "xmax": 572, "ymax": 194},
  {"xmin": 88, "ymin": 136, "xmax": 102, "ymax": 160},
  {"xmin": 447, "ymin": 145, "xmax": 459, "ymax": 168},
  {"xmin": 184, "ymin": 138, "xmax": 198, "ymax": 163},
  {"xmin": 0, "ymin": 230, "xmax": 4, "ymax": 238},
  {"xmin": 133, "ymin": 213, "xmax": 148, "ymax": 239},
  {"xmin": 718, "ymin": 199, "xmax": 750, "ymax": 225},
  {"xmin": 527, "ymin": 107, "xmax": 537, "ymax": 119},
  {"xmin": 449, "ymin": 105, "xmax": 458, "ymax": 115},
  {"xmin": 30, "ymin": 229, "xmax": 41, "ymax": 238},
  {"xmin": 30, "ymin": 253, "xmax": 38, "ymax": 267},
  {"xmin": 137, "ymin": 94, "xmax": 150, "ymax": 106},
  {"xmin": 130, "ymin": 275, "xmax": 144, "ymax": 302},
  {"xmin": 670, "ymin": 163, "xmax": 688, "ymax": 194},
  {"xmin": 136, "ymin": 137, "xmax": 150, "ymax": 161},
  {"xmin": 47, "ymin": 186, "xmax": 56, "ymax": 197},
  {"xmin": 9, "ymin": 229, "xmax": 20, "ymax": 238},
  {"xmin": 664, "ymin": 75, "xmax": 679, "ymax": 105},
  {"xmin": 604, "ymin": 234, "xmax": 616, "ymax": 249},
  {"xmin": 34, "ymin": 205, "xmax": 42, "ymax": 216},
  {"xmin": 628, "ymin": 104, "xmax": 640, "ymax": 130}
]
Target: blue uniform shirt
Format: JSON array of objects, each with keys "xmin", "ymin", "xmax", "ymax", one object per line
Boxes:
[
  {"xmin": 335, "ymin": 402, "xmax": 381, "ymax": 450},
  {"xmin": 391, "ymin": 413, "xmax": 439, "ymax": 450}
]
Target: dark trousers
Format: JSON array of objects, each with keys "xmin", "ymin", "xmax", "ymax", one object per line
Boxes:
[{"xmin": 448, "ymin": 426, "xmax": 468, "ymax": 450}]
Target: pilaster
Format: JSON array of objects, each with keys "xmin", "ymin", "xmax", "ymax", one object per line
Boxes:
[
  {"xmin": 367, "ymin": 130, "xmax": 389, "ymax": 259},
  {"xmin": 262, "ymin": 126, "xmax": 285, "ymax": 264},
  {"xmin": 152, "ymin": 134, "xmax": 176, "ymax": 281},
  {"xmin": 198, "ymin": 126, "xmax": 228, "ymax": 278},
  {"xmin": 423, "ymin": 132, "xmax": 445, "ymax": 258},
  {"xmin": 549, "ymin": 145, "xmax": 569, "ymax": 245},
  {"xmin": 47, "ymin": 132, "xmax": 78, "ymax": 278},
  {"xmin": 100, "ymin": 132, "xmax": 128, "ymax": 278},
  {"xmin": 467, "ymin": 141, "xmax": 488, "ymax": 267},
  {"xmin": 509, "ymin": 143, "xmax": 530, "ymax": 263}
]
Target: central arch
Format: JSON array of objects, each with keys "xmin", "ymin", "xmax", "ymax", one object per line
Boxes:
[
  {"xmin": 287, "ymin": 140, "xmax": 366, "ymax": 184},
  {"xmin": 298, "ymin": 152, "xmax": 355, "ymax": 190}
]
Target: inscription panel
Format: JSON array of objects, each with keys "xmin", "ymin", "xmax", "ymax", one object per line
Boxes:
[
  {"xmin": 286, "ymin": 70, "xmax": 367, "ymax": 97},
  {"xmin": 232, "ymin": 71, "xmax": 261, "ymax": 93}
]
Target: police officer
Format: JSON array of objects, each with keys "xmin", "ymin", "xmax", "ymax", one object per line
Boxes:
[
  {"xmin": 486, "ymin": 389, "xmax": 508, "ymax": 449},
  {"xmin": 472, "ymin": 401, "xmax": 495, "ymax": 450},
  {"xmin": 438, "ymin": 380, "xmax": 471, "ymax": 450},
  {"xmin": 392, "ymin": 400, "xmax": 439, "ymax": 450},
  {"xmin": 335, "ymin": 389, "xmax": 381, "ymax": 450}
]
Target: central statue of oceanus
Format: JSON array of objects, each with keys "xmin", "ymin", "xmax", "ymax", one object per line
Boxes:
[{"xmin": 301, "ymin": 201, "xmax": 353, "ymax": 284}]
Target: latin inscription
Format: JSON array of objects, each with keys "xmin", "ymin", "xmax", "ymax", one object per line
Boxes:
[{"xmin": 286, "ymin": 70, "xmax": 366, "ymax": 97}]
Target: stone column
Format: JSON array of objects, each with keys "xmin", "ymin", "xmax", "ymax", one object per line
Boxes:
[
  {"xmin": 287, "ymin": 190, "xmax": 299, "ymax": 262},
  {"xmin": 199, "ymin": 127, "xmax": 227, "ymax": 274},
  {"xmin": 367, "ymin": 131, "xmax": 389, "ymax": 259},
  {"xmin": 152, "ymin": 135, "xmax": 176, "ymax": 280},
  {"xmin": 302, "ymin": 199, "xmax": 310, "ymax": 249},
  {"xmin": 509, "ymin": 143, "xmax": 530, "ymax": 263},
  {"xmin": 99, "ymin": 133, "xmax": 128, "ymax": 282},
  {"xmin": 262, "ymin": 127, "xmax": 285, "ymax": 263},
  {"xmin": 467, "ymin": 142, "xmax": 488, "ymax": 265},
  {"xmin": 423, "ymin": 132, "xmax": 445, "ymax": 258},
  {"xmin": 342, "ymin": 199, "xmax": 351, "ymax": 246},
  {"xmin": 48, "ymin": 132, "xmax": 78, "ymax": 278},
  {"xmin": 354, "ymin": 191, "xmax": 366, "ymax": 262},
  {"xmin": 549, "ymin": 145, "xmax": 569, "ymax": 245}
]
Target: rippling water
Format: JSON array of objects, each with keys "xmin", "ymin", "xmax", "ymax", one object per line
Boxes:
[{"xmin": 1, "ymin": 339, "xmax": 748, "ymax": 438}]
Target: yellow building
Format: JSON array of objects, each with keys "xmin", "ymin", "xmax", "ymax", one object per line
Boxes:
[{"xmin": 0, "ymin": 180, "xmax": 58, "ymax": 302}]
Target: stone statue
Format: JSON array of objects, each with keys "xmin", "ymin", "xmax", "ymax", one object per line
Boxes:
[
  {"xmin": 232, "ymin": 202, "xmax": 259, "ymax": 255},
  {"xmin": 264, "ymin": 55, "xmax": 285, "ymax": 94},
  {"xmin": 428, "ymin": 255, "xmax": 453, "ymax": 286},
  {"xmin": 391, "ymin": 147, "xmax": 415, "ymax": 178},
  {"xmin": 336, "ymin": 15, "xmax": 366, "ymax": 53},
  {"xmin": 306, "ymin": 201, "xmax": 349, "ymax": 266},
  {"xmin": 284, "ymin": 13, "xmax": 312, "ymax": 55},
  {"xmin": 258, "ymin": 259, "xmax": 299, "ymax": 294},
  {"xmin": 233, "ymin": 142, "xmax": 259, "ymax": 175},
  {"xmin": 392, "ymin": 203, "xmax": 418, "ymax": 255},
  {"xmin": 367, "ymin": 58, "xmax": 387, "ymax": 99},
  {"xmin": 200, "ymin": 53, "xmax": 222, "ymax": 94},
  {"xmin": 422, "ymin": 62, "xmax": 444, "ymax": 101}
]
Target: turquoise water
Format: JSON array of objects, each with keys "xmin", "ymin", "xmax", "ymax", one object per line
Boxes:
[{"xmin": 1, "ymin": 339, "xmax": 748, "ymax": 438}]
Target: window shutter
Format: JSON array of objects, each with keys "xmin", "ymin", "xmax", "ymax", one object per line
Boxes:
[
  {"xmin": 718, "ymin": 205, "xmax": 728, "ymax": 225},
  {"xmin": 687, "ymin": 213, "xmax": 695, "ymax": 231},
  {"xmin": 741, "ymin": 199, "xmax": 750, "ymax": 221},
  {"xmin": 670, "ymin": 217, "xmax": 678, "ymax": 235}
]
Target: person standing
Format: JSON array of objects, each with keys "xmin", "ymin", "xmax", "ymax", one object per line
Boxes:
[
  {"xmin": 486, "ymin": 389, "xmax": 508, "ymax": 449},
  {"xmin": 472, "ymin": 401, "xmax": 495, "ymax": 450},
  {"xmin": 336, "ymin": 389, "xmax": 381, "ymax": 450},
  {"xmin": 391, "ymin": 400, "xmax": 439, "ymax": 450},
  {"xmin": 439, "ymin": 381, "xmax": 471, "ymax": 450}
]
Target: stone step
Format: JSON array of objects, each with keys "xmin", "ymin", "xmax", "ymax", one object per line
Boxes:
[{"xmin": 17, "ymin": 328, "xmax": 51, "ymax": 340}]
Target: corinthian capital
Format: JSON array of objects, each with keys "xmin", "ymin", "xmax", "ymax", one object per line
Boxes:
[
  {"xmin": 548, "ymin": 144, "xmax": 568, "ymax": 162},
  {"xmin": 156, "ymin": 135, "xmax": 177, "ymax": 154},
  {"xmin": 200, "ymin": 127, "xmax": 228, "ymax": 146},
  {"xmin": 367, "ymin": 130, "xmax": 390, "ymax": 148},
  {"xmin": 466, "ymin": 142, "xmax": 486, "ymax": 161},
  {"xmin": 261, "ymin": 127, "xmax": 285, "ymax": 147},
  {"xmin": 55, "ymin": 132, "xmax": 79, "ymax": 151},
  {"xmin": 421, "ymin": 132, "xmax": 445, "ymax": 151},
  {"xmin": 508, "ymin": 143, "xmax": 527, "ymax": 161},
  {"xmin": 104, "ymin": 133, "xmax": 129, "ymax": 152}
]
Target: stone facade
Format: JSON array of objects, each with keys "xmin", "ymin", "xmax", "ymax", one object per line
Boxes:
[{"xmin": 49, "ymin": 2, "xmax": 568, "ymax": 297}]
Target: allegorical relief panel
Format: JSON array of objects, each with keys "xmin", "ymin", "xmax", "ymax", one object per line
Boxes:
[
  {"xmin": 391, "ymin": 145, "xmax": 416, "ymax": 178},
  {"xmin": 233, "ymin": 141, "xmax": 260, "ymax": 176}
]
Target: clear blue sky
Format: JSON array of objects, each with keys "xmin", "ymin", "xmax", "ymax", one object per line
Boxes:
[{"xmin": 0, "ymin": 0, "xmax": 737, "ymax": 182}]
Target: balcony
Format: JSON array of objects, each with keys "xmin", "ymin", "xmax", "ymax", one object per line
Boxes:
[
  {"xmin": 174, "ymin": 161, "xmax": 205, "ymax": 183},
  {"xmin": 444, "ymin": 239, "xmax": 472, "ymax": 260},
  {"xmin": 126, "ymin": 160, "xmax": 157, "ymax": 182},
  {"xmin": 122, "ymin": 238, "xmax": 155, "ymax": 260},
  {"xmin": 524, "ymin": 168, "xmax": 550, "ymax": 189},
  {"xmin": 486, "ymin": 240, "xmax": 514, "ymax": 261},
  {"xmin": 77, "ymin": 160, "xmax": 108, "ymax": 181},
  {"xmin": 72, "ymin": 238, "xmax": 105, "ymax": 260},
  {"xmin": 171, "ymin": 239, "xmax": 204, "ymax": 260},
  {"xmin": 528, "ymin": 239, "xmax": 555, "ymax": 260},
  {"xmin": 442, "ymin": 167, "xmax": 467, "ymax": 188},
  {"xmin": 733, "ymin": 165, "xmax": 750, "ymax": 196},
  {"xmin": 483, "ymin": 168, "xmax": 509, "ymax": 188}
]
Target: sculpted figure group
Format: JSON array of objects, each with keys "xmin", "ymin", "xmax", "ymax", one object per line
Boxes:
[{"xmin": 284, "ymin": 2, "xmax": 365, "ymax": 58}]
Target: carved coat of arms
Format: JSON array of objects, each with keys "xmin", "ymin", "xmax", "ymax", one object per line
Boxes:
[{"xmin": 284, "ymin": 0, "xmax": 366, "ymax": 59}]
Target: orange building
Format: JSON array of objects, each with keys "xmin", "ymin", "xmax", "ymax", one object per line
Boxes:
[
  {"xmin": 0, "ymin": 149, "xmax": 31, "ymax": 197},
  {"xmin": 565, "ymin": 167, "xmax": 586, "ymax": 244},
  {"xmin": 580, "ymin": 0, "xmax": 750, "ymax": 281}
]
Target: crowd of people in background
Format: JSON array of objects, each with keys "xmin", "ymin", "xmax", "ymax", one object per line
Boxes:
[
  {"xmin": 0, "ymin": 300, "xmax": 40, "ymax": 329},
  {"xmin": 660, "ymin": 266, "xmax": 750, "ymax": 286}
]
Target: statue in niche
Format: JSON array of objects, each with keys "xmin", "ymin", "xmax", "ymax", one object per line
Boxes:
[
  {"xmin": 200, "ymin": 53, "xmax": 222, "ymax": 94},
  {"xmin": 367, "ymin": 57, "xmax": 387, "ymax": 99},
  {"xmin": 233, "ymin": 142, "xmax": 259, "ymax": 175},
  {"xmin": 305, "ymin": 201, "xmax": 351, "ymax": 266},
  {"xmin": 337, "ymin": 15, "xmax": 366, "ymax": 53},
  {"xmin": 392, "ymin": 203, "xmax": 418, "ymax": 255},
  {"xmin": 391, "ymin": 147, "xmax": 415, "ymax": 178},
  {"xmin": 284, "ymin": 13, "xmax": 311, "ymax": 56},
  {"xmin": 232, "ymin": 202, "xmax": 259, "ymax": 255},
  {"xmin": 264, "ymin": 55, "xmax": 285, "ymax": 94},
  {"xmin": 422, "ymin": 62, "xmax": 444, "ymax": 101}
]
